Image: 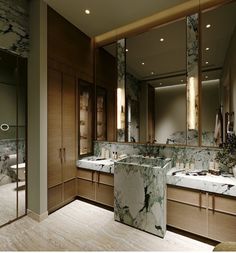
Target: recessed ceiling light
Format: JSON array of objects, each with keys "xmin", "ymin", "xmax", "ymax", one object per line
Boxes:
[
  {"xmin": 206, "ymin": 24, "xmax": 211, "ymax": 28},
  {"xmin": 205, "ymin": 75, "xmax": 208, "ymax": 79},
  {"xmin": 160, "ymin": 82, "xmax": 162, "ymax": 85},
  {"xmin": 85, "ymin": 9, "xmax": 90, "ymax": 15},
  {"xmin": 151, "ymin": 71, "xmax": 155, "ymax": 75},
  {"xmin": 125, "ymin": 48, "xmax": 128, "ymax": 52},
  {"xmin": 205, "ymin": 61, "xmax": 209, "ymax": 64},
  {"xmin": 160, "ymin": 38, "xmax": 164, "ymax": 42},
  {"xmin": 141, "ymin": 62, "xmax": 145, "ymax": 65},
  {"xmin": 206, "ymin": 47, "xmax": 210, "ymax": 51}
]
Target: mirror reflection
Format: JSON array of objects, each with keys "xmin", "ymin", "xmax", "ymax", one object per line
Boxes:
[
  {"xmin": 201, "ymin": 1, "xmax": 236, "ymax": 147},
  {"xmin": 0, "ymin": 50, "xmax": 27, "ymax": 226}
]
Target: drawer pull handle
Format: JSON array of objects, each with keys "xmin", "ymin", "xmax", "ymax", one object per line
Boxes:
[
  {"xmin": 59, "ymin": 148, "xmax": 63, "ymax": 164},
  {"xmin": 199, "ymin": 192, "xmax": 202, "ymax": 208},
  {"xmin": 212, "ymin": 195, "xmax": 215, "ymax": 213},
  {"xmin": 63, "ymin": 148, "xmax": 66, "ymax": 163}
]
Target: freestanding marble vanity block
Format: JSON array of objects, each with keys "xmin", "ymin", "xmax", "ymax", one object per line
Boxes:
[{"xmin": 114, "ymin": 155, "xmax": 171, "ymax": 238}]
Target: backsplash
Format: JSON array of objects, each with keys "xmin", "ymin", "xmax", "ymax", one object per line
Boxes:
[
  {"xmin": 94, "ymin": 141, "xmax": 219, "ymax": 171},
  {"xmin": 0, "ymin": 0, "xmax": 29, "ymax": 57}
]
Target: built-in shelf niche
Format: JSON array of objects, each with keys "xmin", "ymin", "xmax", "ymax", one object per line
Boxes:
[
  {"xmin": 96, "ymin": 87, "xmax": 107, "ymax": 141},
  {"xmin": 79, "ymin": 81, "xmax": 93, "ymax": 155}
]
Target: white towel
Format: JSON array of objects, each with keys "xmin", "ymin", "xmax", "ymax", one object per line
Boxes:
[{"xmin": 214, "ymin": 114, "xmax": 222, "ymax": 145}]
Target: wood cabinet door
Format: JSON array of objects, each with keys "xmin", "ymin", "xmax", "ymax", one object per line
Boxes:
[
  {"xmin": 208, "ymin": 210, "xmax": 236, "ymax": 242},
  {"xmin": 167, "ymin": 200, "xmax": 208, "ymax": 237},
  {"xmin": 48, "ymin": 68, "xmax": 62, "ymax": 187},
  {"xmin": 96, "ymin": 183, "xmax": 114, "ymax": 207},
  {"xmin": 62, "ymin": 73, "xmax": 76, "ymax": 181},
  {"xmin": 77, "ymin": 178, "xmax": 95, "ymax": 201}
]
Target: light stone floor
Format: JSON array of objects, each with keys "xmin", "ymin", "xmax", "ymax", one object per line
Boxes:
[{"xmin": 0, "ymin": 200, "xmax": 215, "ymax": 251}]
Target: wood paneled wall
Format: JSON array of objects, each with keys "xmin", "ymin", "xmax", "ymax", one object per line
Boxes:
[{"xmin": 48, "ymin": 7, "xmax": 93, "ymax": 83}]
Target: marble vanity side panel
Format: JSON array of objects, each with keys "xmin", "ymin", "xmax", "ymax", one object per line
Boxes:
[
  {"xmin": 114, "ymin": 162, "xmax": 167, "ymax": 237},
  {"xmin": 117, "ymin": 38, "xmax": 126, "ymax": 142},
  {"xmin": 0, "ymin": 0, "xmax": 29, "ymax": 57},
  {"xmin": 187, "ymin": 13, "xmax": 199, "ymax": 146},
  {"xmin": 94, "ymin": 141, "xmax": 218, "ymax": 170}
]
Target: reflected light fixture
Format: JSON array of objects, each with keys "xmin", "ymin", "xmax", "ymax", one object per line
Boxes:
[
  {"xmin": 189, "ymin": 76, "xmax": 196, "ymax": 130},
  {"xmin": 206, "ymin": 24, "xmax": 211, "ymax": 28},
  {"xmin": 85, "ymin": 9, "xmax": 90, "ymax": 14}
]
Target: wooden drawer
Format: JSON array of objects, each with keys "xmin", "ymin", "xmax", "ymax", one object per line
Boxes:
[
  {"xmin": 96, "ymin": 183, "xmax": 114, "ymax": 207},
  {"xmin": 208, "ymin": 194, "xmax": 236, "ymax": 215},
  {"xmin": 167, "ymin": 200, "xmax": 207, "ymax": 237},
  {"xmin": 208, "ymin": 210, "xmax": 236, "ymax": 242},
  {"xmin": 77, "ymin": 178, "xmax": 95, "ymax": 201},
  {"xmin": 77, "ymin": 168, "xmax": 96, "ymax": 181},
  {"xmin": 98, "ymin": 172, "xmax": 114, "ymax": 186},
  {"xmin": 48, "ymin": 184, "xmax": 63, "ymax": 211},
  {"xmin": 64, "ymin": 179, "xmax": 76, "ymax": 201},
  {"xmin": 167, "ymin": 185, "xmax": 207, "ymax": 208}
]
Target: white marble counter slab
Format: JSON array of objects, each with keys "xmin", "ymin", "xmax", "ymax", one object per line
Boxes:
[
  {"xmin": 167, "ymin": 168, "xmax": 236, "ymax": 197},
  {"xmin": 76, "ymin": 156, "xmax": 114, "ymax": 174}
]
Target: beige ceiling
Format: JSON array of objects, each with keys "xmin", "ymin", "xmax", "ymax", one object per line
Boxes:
[{"xmin": 44, "ymin": 0, "xmax": 191, "ymax": 37}]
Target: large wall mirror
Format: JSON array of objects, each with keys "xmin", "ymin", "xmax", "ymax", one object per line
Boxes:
[
  {"xmin": 95, "ymin": 1, "xmax": 236, "ymax": 148},
  {"xmin": 201, "ymin": 1, "xmax": 236, "ymax": 147},
  {"xmin": 0, "ymin": 49, "xmax": 27, "ymax": 226}
]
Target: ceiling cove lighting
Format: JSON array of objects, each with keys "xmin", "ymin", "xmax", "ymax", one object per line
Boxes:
[
  {"xmin": 85, "ymin": 9, "xmax": 90, "ymax": 15},
  {"xmin": 206, "ymin": 24, "xmax": 211, "ymax": 28}
]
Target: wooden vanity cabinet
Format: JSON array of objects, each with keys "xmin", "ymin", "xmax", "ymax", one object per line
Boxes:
[
  {"xmin": 77, "ymin": 168, "xmax": 114, "ymax": 207},
  {"xmin": 167, "ymin": 185, "xmax": 236, "ymax": 242}
]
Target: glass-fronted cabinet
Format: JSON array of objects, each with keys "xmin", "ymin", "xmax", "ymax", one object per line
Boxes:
[
  {"xmin": 96, "ymin": 87, "xmax": 107, "ymax": 141},
  {"xmin": 79, "ymin": 80, "xmax": 93, "ymax": 156}
]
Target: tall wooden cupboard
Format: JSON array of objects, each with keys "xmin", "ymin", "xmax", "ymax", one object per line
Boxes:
[{"xmin": 48, "ymin": 66, "xmax": 77, "ymax": 213}]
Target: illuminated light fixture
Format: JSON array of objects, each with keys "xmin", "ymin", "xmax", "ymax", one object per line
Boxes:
[
  {"xmin": 141, "ymin": 62, "xmax": 145, "ymax": 65},
  {"xmin": 181, "ymin": 80, "xmax": 183, "ymax": 82},
  {"xmin": 125, "ymin": 48, "xmax": 128, "ymax": 52},
  {"xmin": 188, "ymin": 76, "xmax": 196, "ymax": 130},
  {"xmin": 206, "ymin": 24, "xmax": 211, "ymax": 28},
  {"xmin": 160, "ymin": 82, "xmax": 162, "ymax": 85},
  {"xmin": 117, "ymin": 88, "xmax": 125, "ymax": 130},
  {"xmin": 206, "ymin": 47, "xmax": 210, "ymax": 51},
  {"xmin": 151, "ymin": 71, "xmax": 155, "ymax": 75},
  {"xmin": 160, "ymin": 38, "xmax": 164, "ymax": 42},
  {"xmin": 205, "ymin": 61, "xmax": 209, "ymax": 64},
  {"xmin": 205, "ymin": 75, "xmax": 208, "ymax": 79},
  {"xmin": 85, "ymin": 9, "xmax": 90, "ymax": 14}
]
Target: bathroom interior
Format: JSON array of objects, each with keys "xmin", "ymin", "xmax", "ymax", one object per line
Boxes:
[{"xmin": 0, "ymin": 0, "xmax": 236, "ymax": 250}]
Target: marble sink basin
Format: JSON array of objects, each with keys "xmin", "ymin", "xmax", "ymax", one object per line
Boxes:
[
  {"xmin": 119, "ymin": 155, "xmax": 171, "ymax": 168},
  {"xmin": 114, "ymin": 155, "xmax": 171, "ymax": 238}
]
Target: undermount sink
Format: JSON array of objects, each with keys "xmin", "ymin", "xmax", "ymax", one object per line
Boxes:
[
  {"xmin": 118, "ymin": 155, "xmax": 171, "ymax": 168},
  {"xmin": 114, "ymin": 155, "xmax": 171, "ymax": 238}
]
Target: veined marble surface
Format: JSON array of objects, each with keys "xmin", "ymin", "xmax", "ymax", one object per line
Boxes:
[
  {"xmin": 114, "ymin": 155, "xmax": 172, "ymax": 238},
  {"xmin": 167, "ymin": 168, "xmax": 236, "ymax": 197},
  {"xmin": 76, "ymin": 156, "xmax": 114, "ymax": 174}
]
